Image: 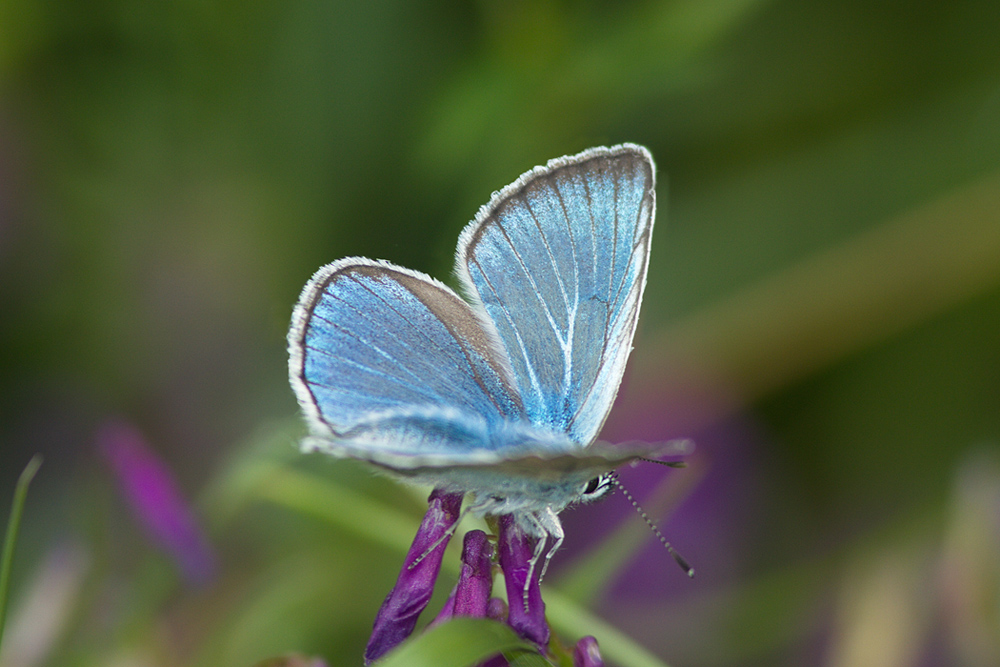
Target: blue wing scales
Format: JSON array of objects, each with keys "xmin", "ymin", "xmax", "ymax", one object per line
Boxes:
[
  {"xmin": 456, "ymin": 145, "xmax": 655, "ymax": 445},
  {"xmin": 288, "ymin": 258, "xmax": 525, "ymax": 457}
]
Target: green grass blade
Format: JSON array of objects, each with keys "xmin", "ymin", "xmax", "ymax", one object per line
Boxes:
[{"xmin": 0, "ymin": 454, "xmax": 43, "ymax": 655}]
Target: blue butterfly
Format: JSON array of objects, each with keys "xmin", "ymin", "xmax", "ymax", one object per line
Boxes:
[{"xmin": 288, "ymin": 144, "xmax": 676, "ymax": 576}]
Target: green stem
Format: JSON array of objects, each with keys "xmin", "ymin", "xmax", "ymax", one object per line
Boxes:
[{"xmin": 0, "ymin": 454, "xmax": 43, "ymax": 655}]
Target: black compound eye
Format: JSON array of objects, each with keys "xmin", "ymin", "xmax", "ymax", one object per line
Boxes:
[{"xmin": 578, "ymin": 473, "xmax": 617, "ymax": 503}]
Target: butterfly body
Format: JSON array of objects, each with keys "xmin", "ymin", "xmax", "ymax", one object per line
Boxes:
[{"xmin": 289, "ymin": 144, "xmax": 662, "ymax": 542}]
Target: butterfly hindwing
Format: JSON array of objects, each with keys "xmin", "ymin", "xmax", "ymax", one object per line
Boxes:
[
  {"xmin": 456, "ymin": 145, "xmax": 656, "ymax": 445},
  {"xmin": 288, "ymin": 258, "xmax": 525, "ymax": 458}
]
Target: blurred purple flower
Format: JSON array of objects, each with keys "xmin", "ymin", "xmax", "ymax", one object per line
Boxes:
[
  {"xmin": 552, "ymin": 367, "xmax": 765, "ymax": 661},
  {"xmin": 97, "ymin": 420, "xmax": 216, "ymax": 585},
  {"xmin": 365, "ymin": 489, "xmax": 463, "ymax": 665},
  {"xmin": 573, "ymin": 636, "xmax": 605, "ymax": 667},
  {"xmin": 558, "ymin": 382, "xmax": 763, "ymax": 602}
]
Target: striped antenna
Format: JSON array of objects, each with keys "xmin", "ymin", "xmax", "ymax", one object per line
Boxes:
[{"xmin": 609, "ymin": 472, "xmax": 694, "ymax": 577}]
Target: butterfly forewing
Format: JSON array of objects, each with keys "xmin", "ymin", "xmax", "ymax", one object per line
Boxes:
[
  {"xmin": 289, "ymin": 258, "xmax": 524, "ymax": 456},
  {"xmin": 457, "ymin": 145, "xmax": 655, "ymax": 445}
]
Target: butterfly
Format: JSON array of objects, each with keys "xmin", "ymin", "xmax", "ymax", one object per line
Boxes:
[{"xmin": 288, "ymin": 144, "xmax": 681, "ymax": 577}]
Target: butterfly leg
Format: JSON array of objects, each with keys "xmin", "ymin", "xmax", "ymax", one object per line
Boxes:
[
  {"xmin": 535, "ymin": 506, "xmax": 563, "ymax": 584},
  {"xmin": 520, "ymin": 513, "xmax": 550, "ymax": 613},
  {"xmin": 408, "ymin": 505, "xmax": 469, "ymax": 570}
]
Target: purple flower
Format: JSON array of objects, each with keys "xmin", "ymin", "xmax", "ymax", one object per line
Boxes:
[
  {"xmin": 497, "ymin": 514, "xmax": 549, "ymax": 648},
  {"xmin": 365, "ymin": 489, "xmax": 463, "ymax": 664},
  {"xmin": 97, "ymin": 420, "xmax": 215, "ymax": 585},
  {"xmin": 433, "ymin": 529, "xmax": 494, "ymax": 627},
  {"xmin": 369, "ymin": 493, "xmax": 609, "ymax": 665},
  {"xmin": 573, "ymin": 636, "xmax": 605, "ymax": 667},
  {"xmin": 453, "ymin": 530, "xmax": 494, "ymax": 616}
]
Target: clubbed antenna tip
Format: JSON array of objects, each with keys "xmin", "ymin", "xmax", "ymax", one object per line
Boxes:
[{"xmin": 669, "ymin": 547, "xmax": 695, "ymax": 578}]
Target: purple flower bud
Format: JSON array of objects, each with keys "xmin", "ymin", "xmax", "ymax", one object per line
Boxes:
[
  {"xmin": 431, "ymin": 528, "xmax": 494, "ymax": 627},
  {"xmin": 98, "ymin": 420, "xmax": 215, "ymax": 586},
  {"xmin": 486, "ymin": 597, "xmax": 508, "ymax": 623},
  {"xmin": 573, "ymin": 636, "xmax": 604, "ymax": 667},
  {"xmin": 454, "ymin": 530, "xmax": 493, "ymax": 617},
  {"xmin": 364, "ymin": 489, "xmax": 463, "ymax": 665},
  {"xmin": 496, "ymin": 514, "xmax": 549, "ymax": 648}
]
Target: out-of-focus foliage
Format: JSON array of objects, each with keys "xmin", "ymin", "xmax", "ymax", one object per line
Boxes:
[{"xmin": 1, "ymin": 1, "xmax": 998, "ymax": 666}]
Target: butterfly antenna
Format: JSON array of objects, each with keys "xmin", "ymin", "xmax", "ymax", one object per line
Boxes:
[
  {"xmin": 609, "ymin": 474, "xmax": 694, "ymax": 577},
  {"xmin": 408, "ymin": 507, "xmax": 469, "ymax": 570}
]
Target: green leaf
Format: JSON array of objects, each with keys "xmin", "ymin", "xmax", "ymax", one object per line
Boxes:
[
  {"xmin": 0, "ymin": 454, "xmax": 43, "ymax": 655},
  {"xmin": 376, "ymin": 617, "xmax": 541, "ymax": 667},
  {"xmin": 506, "ymin": 652, "xmax": 554, "ymax": 667}
]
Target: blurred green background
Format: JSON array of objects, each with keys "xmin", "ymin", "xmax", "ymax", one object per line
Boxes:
[{"xmin": 1, "ymin": 0, "xmax": 999, "ymax": 666}]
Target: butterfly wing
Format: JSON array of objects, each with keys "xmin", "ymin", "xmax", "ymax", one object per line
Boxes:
[
  {"xmin": 288, "ymin": 257, "xmax": 527, "ymax": 464},
  {"xmin": 456, "ymin": 144, "xmax": 656, "ymax": 446}
]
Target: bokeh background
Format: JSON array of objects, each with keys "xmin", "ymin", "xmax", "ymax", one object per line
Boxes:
[{"xmin": 2, "ymin": 1, "xmax": 999, "ymax": 666}]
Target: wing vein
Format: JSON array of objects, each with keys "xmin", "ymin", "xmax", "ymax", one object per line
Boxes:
[
  {"xmin": 521, "ymin": 192, "xmax": 572, "ymax": 344},
  {"xmin": 304, "ymin": 343, "xmax": 441, "ymax": 399},
  {"xmin": 471, "ymin": 255, "xmax": 545, "ymax": 406},
  {"xmin": 308, "ymin": 307, "xmax": 436, "ymax": 390},
  {"xmin": 492, "ymin": 219, "xmax": 567, "ymax": 349},
  {"xmin": 551, "ymin": 179, "xmax": 582, "ymax": 409}
]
